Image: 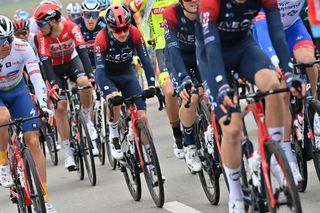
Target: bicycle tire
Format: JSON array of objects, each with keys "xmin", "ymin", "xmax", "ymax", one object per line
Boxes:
[
  {"xmin": 312, "ymin": 111, "xmax": 320, "ymax": 182},
  {"xmin": 78, "ymin": 113, "xmax": 97, "ymax": 186},
  {"xmin": 23, "ymin": 149, "xmax": 46, "ymax": 213},
  {"xmin": 292, "ymin": 136, "xmax": 308, "ymax": 192},
  {"xmin": 70, "ymin": 116, "xmax": 84, "ymax": 180},
  {"xmin": 39, "ymin": 129, "xmax": 46, "ymax": 158},
  {"xmin": 196, "ymin": 99, "xmax": 220, "ymax": 205},
  {"xmin": 94, "ymin": 102, "xmax": 106, "ymax": 165},
  {"xmin": 264, "ymin": 140, "xmax": 302, "ymax": 213},
  {"xmin": 137, "ymin": 120, "xmax": 165, "ymax": 207},
  {"xmin": 119, "ymin": 118, "xmax": 142, "ymax": 201},
  {"xmin": 43, "ymin": 123, "xmax": 58, "ymax": 166},
  {"xmin": 104, "ymin": 104, "xmax": 117, "ymax": 170}
]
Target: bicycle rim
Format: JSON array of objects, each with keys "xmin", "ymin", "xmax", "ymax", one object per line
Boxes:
[
  {"xmin": 137, "ymin": 120, "xmax": 165, "ymax": 207},
  {"xmin": 11, "ymin": 157, "xmax": 27, "ymax": 213},
  {"xmin": 264, "ymin": 140, "xmax": 302, "ymax": 213},
  {"xmin": 23, "ymin": 149, "xmax": 46, "ymax": 213},
  {"xmin": 78, "ymin": 114, "xmax": 97, "ymax": 186}
]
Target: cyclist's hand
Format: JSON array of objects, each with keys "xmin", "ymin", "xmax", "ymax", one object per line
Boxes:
[
  {"xmin": 41, "ymin": 107, "xmax": 54, "ymax": 126},
  {"xmin": 49, "ymin": 83, "xmax": 60, "ymax": 100},
  {"xmin": 285, "ymin": 73, "xmax": 306, "ymax": 99},
  {"xmin": 216, "ymin": 86, "xmax": 238, "ymax": 113}
]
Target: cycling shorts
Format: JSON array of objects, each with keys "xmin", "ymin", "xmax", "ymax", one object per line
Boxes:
[{"xmin": 0, "ymin": 80, "xmax": 40, "ymax": 132}]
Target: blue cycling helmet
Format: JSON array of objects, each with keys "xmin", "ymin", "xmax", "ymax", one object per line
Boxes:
[
  {"xmin": 98, "ymin": 0, "xmax": 110, "ymax": 10},
  {"xmin": 13, "ymin": 9, "xmax": 31, "ymax": 21}
]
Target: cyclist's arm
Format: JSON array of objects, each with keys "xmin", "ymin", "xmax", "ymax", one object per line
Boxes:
[
  {"xmin": 199, "ymin": 0, "xmax": 228, "ymax": 94},
  {"xmin": 24, "ymin": 42, "xmax": 48, "ymax": 107},
  {"xmin": 94, "ymin": 30, "xmax": 108, "ymax": 75},
  {"xmin": 131, "ymin": 27, "xmax": 155, "ymax": 87},
  {"xmin": 129, "ymin": 0, "xmax": 147, "ymax": 14},
  {"xmin": 263, "ymin": 0, "xmax": 293, "ymax": 73},
  {"xmin": 70, "ymin": 22, "xmax": 94, "ymax": 79},
  {"xmin": 163, "ymin": 6, "xmax": 188, "ymax": 86}
]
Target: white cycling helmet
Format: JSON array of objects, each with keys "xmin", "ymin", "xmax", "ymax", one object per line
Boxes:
[
  {"xmin": 40, "ymin": 0, "xmax": 63, "ymax": 9},
  {"xmin": 66, "ymin": 3, "xmax": 82, "ymax": 15},
  {"xmin": 81, "ymin": 0, "xmax": 101, "ymax": 13},
  {"xmin": 0, "ymin": 15, "xmax": 14, "ymax": 38}
]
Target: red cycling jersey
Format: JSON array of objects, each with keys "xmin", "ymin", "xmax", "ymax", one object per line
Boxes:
[
  {"xmin": 37, "ymin": 20, "xmax": 85, "ymax": 66},
  {"xmin": 308, "ymin": 0, "xmax": 320, "ymax": 25}
]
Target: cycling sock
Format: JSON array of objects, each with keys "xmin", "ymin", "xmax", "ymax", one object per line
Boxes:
[
  {"xmin": 282, "ymin": 140, "xmax": 295, "ymax": 162},
  {"xmin": 224, "ymin": 165, "xmax": 243, "ymax": 200},
  {"xmin": 43, "ymin": 181, "xmax": 49, "ymax": 202},
  {"xmin": 0, "ymin": 150, "xmax": 8, "ymax": 165},
  {"xmin": 62, "ymin": 140, "xmax": 73, "ymax": 156},
  {"xmin": 182, "ymin": 124, "xmax": 195, "ymax": 146},
  {"xmin": 109, "ymin": 121, "xmax": 119, "ymax": 138},
  {"xmin": 83, "ymin": 107, "xmax": 91, "ymax": 123},
  {"xmin": 171, "ymin": 121, "xmax": 183, "ymax": 139}
]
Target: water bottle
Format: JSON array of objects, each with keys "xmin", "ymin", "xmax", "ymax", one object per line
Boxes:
[{"xmin": 204, "ymin": 125, "xmax": 214, "ymax": 155}]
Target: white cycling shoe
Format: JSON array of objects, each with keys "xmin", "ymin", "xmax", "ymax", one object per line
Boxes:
[
  {"xmin": 0, "ymin": 164, "xmax": 13, "ymax": 188},
  {"xmin": 184, "ymin": 145, "xmax": 202, "ymax": 173},
  {"xmin": 64, "ymin": 153, "xmax": 76, "ymax": 171},
  {"xmin": 111, "ymin": 138, "xmax": 124, "ymax": 160},
  {"xmin": 229, "ymin": 199, "xmax": 245, "ymax": 213},
  {"xmin": 45, "ymin": 202, "xmax": 58, "ymax": 213},
  {"xmin": 173, "ymin": 139, "xmax": 185, "ymax": 159}
]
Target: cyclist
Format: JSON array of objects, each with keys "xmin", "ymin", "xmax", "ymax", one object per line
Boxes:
[
  {"xmin": 163, "ymin": 0, "xmax": 201, "ymax": 172},
  {"xmin": 0, "ymin": 15, "xmax": 57, "ymax": 213},
  {"xmin": 197, "ymin": 0, "xmax": 305, "ymax": 212},
  {"xmin": 94, "ymin": 4, "xmax": 156, "ymax": 160},
  {"xmin": 252, "ymin": 0, "xmax": 318, "ymax": 184},
  {"xmin": 66, "ymin": 3, "xmax": 82, "ymax": 22},
  {"xmin": 308, "ymin": 0, "xmax": 320, "ymax": 51},
  {"xmin": 75, "ymin": 0, "xmax": 106, "ymax": 69},
  {"xmin": 130, "ymin": 0, "xmax": 186, "ymax": 159},
  {"xmin": 12, "ymin": 19, "xmax": 37, "ymax": 51},
  {"xmin": 34, "ymin": 3, "xmax": 98, "ymax": 170}
]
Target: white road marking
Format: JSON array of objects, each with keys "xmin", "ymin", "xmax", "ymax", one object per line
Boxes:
[{"xmin": 163, "ymin": 201, "xmax": 202, "ymax": 213}]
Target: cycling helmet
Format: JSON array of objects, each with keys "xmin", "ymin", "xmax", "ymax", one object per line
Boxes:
[
  {"xmin": 40, "ymin": 0, "xmax": 63, "ymax": 9},
  {"xmin": 67, "ymin": 3, "xmax": 82, "ymax": 15},
  {"xmin": 105, "ymin": 4, "xmax": 131, "ymax": 29},
  {"xmin": 81, "ymin": 0, "xmax": 101, "ymax": 13},
  {"xmin": 13, "ymin": 9, "xmax": 31, "ymax": 21},
  {"xmin": 34, "ymin": 3, "xmax": 61, "ymax": 21},
  {"xmin": 0, "ymin": 15, "xmax": 14, "ymax": 38},
  {"xmin": 13, "ymin": 19, "xmax": 30, "ymax": 32},
  {"xmin": 98, "ymin": 0, "xmax": 109, "ymax": 10}
]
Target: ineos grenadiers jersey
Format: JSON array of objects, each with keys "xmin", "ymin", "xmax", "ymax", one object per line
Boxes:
[
  {"xmin": 278, "ymin": 0, "xmax": 305, "ymax": 29},
  {"xmin": 37, "ymin": 20, "xmax": 86, "ymax": 66},
  {"xmin": 129, "ymin": 0, "xmax": 178, "ymax": 49},
  {"xmin": 94, "ymin": 25, "xmax": 155, "ymax": 86},
  {"xmin": 199, "ymin": 0, "xmax": 293, "ymax": 91},
  {"xmin": 75, "ymin": 17, "xmax": 106, "ymax": 68},
  {"xmin": 163, "ymin": 3, "xmax": 196, "ymax": 85},
  {"xmin": 0, "ymin": 38, "xmax": 47, "ymax": 106}
]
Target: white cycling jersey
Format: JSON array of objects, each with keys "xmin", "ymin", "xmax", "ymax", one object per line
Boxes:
[
  {"xmin": 0, "ymin": 38, "xmax": 47, "ymax": 107},
  {"xmin": 279, "ymin": 0, "xmax": 305, "ymax": 30}
]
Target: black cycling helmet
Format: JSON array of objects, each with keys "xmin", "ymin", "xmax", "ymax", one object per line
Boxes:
[{"xmin": 105, "ymin": 4, "xmax": 131, "ymax": 29}]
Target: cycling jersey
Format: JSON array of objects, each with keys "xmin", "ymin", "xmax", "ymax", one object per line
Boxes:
[
  {"xmin": 198, "ymin": 0, "xmax": 292, "ymax": 119},
  {"xmin": 37, "ymin": 20, "xmax": 85, "ymax": 66},
  {"xmin": 129, "ymin": 0, "xmax": 178, "ymax": 49},
  {"xmin": 75, "ymin": 17, "xmax": 106, "ymax": 68},
  {"xmin": 308, "ymin": 0, "xmax": 320, "ymax": 38},
  {"xmin": 278, "ymin": 0, "xmax": 305, "ymax": 30},
  {"xmin": 163, "ymin": 3, "xmax": 199, "ymax": 88}
]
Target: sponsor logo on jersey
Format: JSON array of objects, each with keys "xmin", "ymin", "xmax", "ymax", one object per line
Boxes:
[
  {"xmin": 14, "ymin": 43, "xmax": 28, "ymax": 49},
  {"xmin": 152, "ymin": 7, "xmax": 166, "ymax": 15}
]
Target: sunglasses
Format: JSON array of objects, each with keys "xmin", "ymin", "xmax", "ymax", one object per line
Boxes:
[
  {"xmin": 36, "ymin": 20, "xmax": 49, "ymax": 28},
  {"xmin": 71, "ymin": 13, "xmax": 81, "ymax": 20},
  {"xmin": 110, "ymin": 26, "xmax": 129, "ymax": 34},
  {"xmin": 14, "ymin": 30, "xmax": 29, "ymax": 37},
  {"xmin": 83, "ymin": 13, "xmax": 99, "ymax": 20},
  {"xmin": 0, "ymin": 36, "xmax": 14, "ymax": 46}
]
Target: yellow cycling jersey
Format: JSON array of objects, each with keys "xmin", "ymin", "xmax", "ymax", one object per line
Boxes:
[{"xmin": 129, "ymin": 0, "xmax": 178, "ymax": 49}]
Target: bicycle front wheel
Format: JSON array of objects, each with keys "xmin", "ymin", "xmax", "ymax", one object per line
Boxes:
[
  {"xmin": 23, "ymin": 149, "xmax": 46, "ymax": 213},
  {"xmin": 104, "ymin": 104, "xmax": 117, "ymax": 170},
  {"xmin": 43, "ymin": 123, "xmax": 58, "ymax": 166},
  {"xmin": 137, "ymin": 120, "xmax": 164, "ymax": 207},
  {"xmin": 264, "ymin": 140, "xmax": 302, "ymax": 213},
  {"xmin": 78, "ymin": 113, "xmax": 97, "ymax": 186}
]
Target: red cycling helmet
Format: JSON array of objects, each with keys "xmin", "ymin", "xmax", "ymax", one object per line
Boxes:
[
  {"xmin": 105, "ymin": 4, "xmax": 131, "ymax": 29},
  {"xmin": 13, "ymin": 18, "xmax": 30, "ymax": 32},
  {"xmin": 34, "ymin": 3, "xmax": 61, "ymax": 21}
]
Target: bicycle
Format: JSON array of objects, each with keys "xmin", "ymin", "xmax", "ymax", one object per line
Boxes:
[
  {"xmin": 53, "ymin": 76, "xmax": 97, "ymax": 186},
  {"xmin": 108, "ymin": 87, "xmax": 165, "ymax": 207},
  {"xmin": 3, "ymin": 114, "xmax": 47, "ymax": 213},
  {"xmin": 291, "ymin": 60, "xmax": 320, "ymax": 190},
  {"xmin": 226, "ymin": 88, "xmax": 302, "ymax": 212}
]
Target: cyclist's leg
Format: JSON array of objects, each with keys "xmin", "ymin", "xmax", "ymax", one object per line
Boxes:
[{"xmin": 156, "ymin": 49, "xmax": 183, "ymax": 155}]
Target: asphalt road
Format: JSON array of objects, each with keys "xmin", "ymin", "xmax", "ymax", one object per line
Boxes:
[{"xmin": 1, "ymin": 99, "xmax": 320, "ymax": 213}]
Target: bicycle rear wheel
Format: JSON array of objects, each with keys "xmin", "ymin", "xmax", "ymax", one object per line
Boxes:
[
  {"xmin": 197, "ymin": 100, "xmax": 220, "ymax": 205},
  {"xmin": 137, "ymin": 120, "xmax": 164, "ymax": 207},
  {"xmin": 94, "ymin": 103, "xmax": 106, "ymax": 165},
  {"xmin": 78, "ymin": 113, "xmax": 97, "ymax": 186},
  {"xmin": 292, "ymin": 135, "xmax": 308, "ymax": 192},
  {"xmin": 23, "ymin": 149, "xmax": 46, "ymax": 213},
  {"xmin": 104, "ymin": 104, "xmax": 117, "ymax": 170},
  {"xmin": 264, "ymin": 140, "xmax": 302, "ymax": 213},
  {"xmin": 43, "ymin": 123, "xmax": 58, "ymax": 166}
]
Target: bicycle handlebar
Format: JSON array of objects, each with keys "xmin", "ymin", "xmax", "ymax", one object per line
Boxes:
[
  {"xmin": 293, "ymin": 60, "xmax": 320, "ymax": 69},
  {"xmin": 0, "ymin": 110, "xmax": 48, "ymax": 129}
]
